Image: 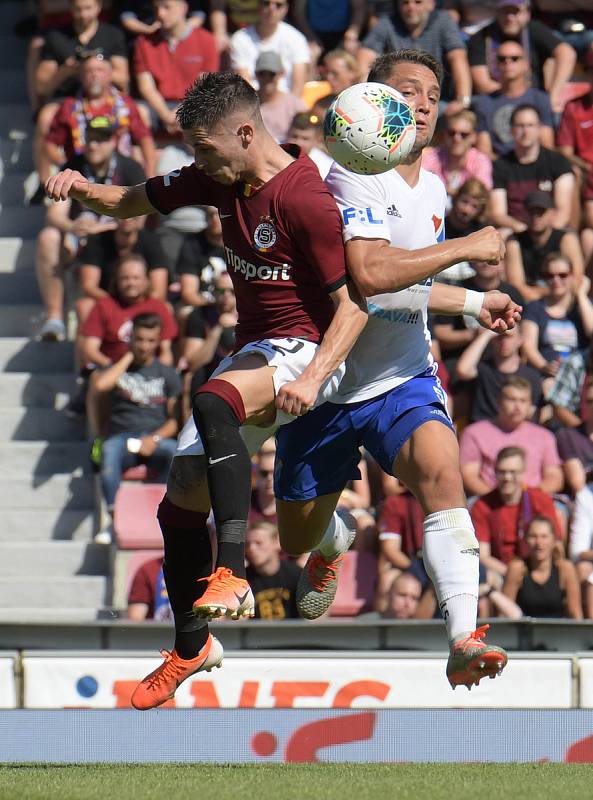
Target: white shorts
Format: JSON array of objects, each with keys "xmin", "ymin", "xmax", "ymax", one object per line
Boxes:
[{"xmin": 175, "ymin": 337, "xmax": 345, "ymax": 457}]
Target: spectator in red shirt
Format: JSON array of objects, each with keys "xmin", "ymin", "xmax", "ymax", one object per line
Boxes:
[
  {"xmin": 459, "ymin": 375, "xmax": 564, "ymax": 497},
  {"xmin": 134, "ymin": 0, "xmax": 219, "ymax": 134},
  {"xmin": 81, "ymin": 253, "xmax": 178, "ymax": 367},
  {"xmin": 128, "ymin": 557, "xmax": 171, "ymax": 620},
  {"xmin": 471, "ymin": 446, "xmax": 563, "ymax": 582},
  {"xmin": 557, "ymin": 53, "xmax": 593, "ymax": 179},
  {"xmin": 45, "ymin": 53, "xmax": 156, "ymax": 177},
  {"xmin": 376, "ymin": 490, "xmax": 424, "ymax": 612}
]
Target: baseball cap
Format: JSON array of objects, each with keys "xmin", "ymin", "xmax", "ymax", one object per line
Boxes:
[
  {"xmin": 525, "ymin": 190, "xmax": 553, "ymax": 211},
  {"xmin": 86, "ymin": 115, "xmax": 116, "ymax": 138},
  {"xmin": 255, "ymin": 51, "xmax": 283, "ymax": 74}
]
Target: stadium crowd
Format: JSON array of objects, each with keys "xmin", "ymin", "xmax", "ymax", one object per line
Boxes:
[{"xmin": 19, "ymin": 0, "xmax": 593, "ymax": 622}]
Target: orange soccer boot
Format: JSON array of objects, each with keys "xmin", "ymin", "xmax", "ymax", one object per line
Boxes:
[{"xmin": 192, "ymin": 566, "xmax": 255, "ymax": 620}]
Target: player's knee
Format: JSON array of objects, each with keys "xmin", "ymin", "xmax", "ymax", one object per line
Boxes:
[
  {"xmin": 192, "ymin": 381, "xmax": 246, "ymax": 435},
  {"xmin": 421, "ymin": 461, "xmax": 465, "ymax": 507}
]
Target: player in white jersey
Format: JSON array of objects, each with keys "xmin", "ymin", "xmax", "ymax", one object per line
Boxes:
[{"xmin": 274, "ymin": 49, "xmax": 521, "ymax": 690}]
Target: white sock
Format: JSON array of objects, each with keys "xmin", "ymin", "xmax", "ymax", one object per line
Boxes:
[
  {"xmin": 317, "ymin": 512, "xmax": 352, "ymax": 558},
  {"xmin": 422, "ymin": 507, "xmax": 479, "ymax": 644}
]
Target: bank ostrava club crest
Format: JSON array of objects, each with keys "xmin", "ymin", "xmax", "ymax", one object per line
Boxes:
[{"xmin": 253, "ymin": 215, "xmax": 277, "ymax": 252}]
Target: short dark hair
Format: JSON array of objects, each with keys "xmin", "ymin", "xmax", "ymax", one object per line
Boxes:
[
  {"xmin": 115, "ymin": 253, "xmax": 148, "ymax": 275},
  {"xmin": 496, "ymin": 446, "xmax": 526, "ymax": 466},
  {"xmin": 133, "ymin": 313, "xmax": 162, "ymax": 332},
  {"xmin": 289, "ymin": 111, "xmax": 320, "ymax": 132},
  {"xmin": 176, "ymin": 71, "xmax": 261, "ymax": 131},
  {"xmin": 525, "ymin": 515, "xmax": 556, "ymax": 537},
  {"xmin": 510, "ymin": 103, "xmax": 541, "ymax": 125},
  {"xmin": 499, "ymin": 375, "xmax": 532, "ymax": 399},
  {"xmin": 368, "ymin": 48, "xmax": 443, "ymax": 86}
]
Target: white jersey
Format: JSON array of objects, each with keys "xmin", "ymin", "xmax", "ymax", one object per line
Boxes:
[{"xmin": 326, "ymin": 161, "xmax": 447, "ymax": 404}]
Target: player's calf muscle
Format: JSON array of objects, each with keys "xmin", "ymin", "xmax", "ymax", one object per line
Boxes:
[{"xmin": 167, "ymin": 456, "xmax": 210, "ymax": 511}]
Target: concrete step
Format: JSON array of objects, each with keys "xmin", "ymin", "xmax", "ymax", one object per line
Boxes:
[
  {"xmin": 0, "ymin": 475, "xmax": 93, "ymax": 510},
  {"xmin": 0, "ymin": 408, "xmax": 85, "ymax": 441},
  {"xmin": 0, "ymin": 35, "xmax": 26, "ymax": 71},
  {"xmin": 0, "ymin": 339, "xmax": 74, "ymax": 372},
  {"xmin": 0, "ymin": 608, "xmax": 103, "ymax": 623},
  {"xmin": 0, "ymin": 269, "xmax": 41, "ymax": 302},
  {"xmin": 0, "ymin": 206, "xmax": 44, "ymax": 237},
  {"xmin": 0, "ymin": 373, "xmax": 75, "ymax": 408},
  {"xmin": 1, "ymin": 509, "xmax": 94, "ymax": 542},
  {"xmin": 0, "ymin": 238, "xmax": 36, "ymax": 273},
  {"xmin": 0, "ymin": 306, "xmax": 44, "ymax": 337},
  {"xmin": 0, "ymin": 576, "xmax": 108, "ymax": 608},
  {"xmin": 0, "ymin": 105, "xmax": 32, "ymax": 138},
  {"xmin": 0, "ymin": 139, "xmax": 33, "ymax": 177},
  {"xmin": 0, "ymin": 542, "xmax": 109, "ymax": 578},
  {"xmin": 0, "ymin": 442, "xmax": 89, "ymax": 475},
  {"xmin": 0, "ymin": 70, "xmax": 28, "ymax": 103},
  {"xmin": 0, "ymin": 172, "xmax": 27, "ymax": 205}
]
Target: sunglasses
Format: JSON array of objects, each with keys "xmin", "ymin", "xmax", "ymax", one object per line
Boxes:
[
  {"xmin": 497, "ymin": 55, "xmax": 523, "ymax": 63},
  {"xmin": 447, "ymin": 129, "xmax": 471, "ymax": 139},
  {"xmin": 259, "ymin": 469, "xmax": 274, "ymax": 477},
  {"xmin": 544, "ymin": 272, "xmax": 570, "ymax": 280},
  {"xmin": 216, "ymin": 287, "xmax": 235, "ymax": 295}
]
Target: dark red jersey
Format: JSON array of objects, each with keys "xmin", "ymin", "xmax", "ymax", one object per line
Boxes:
[{"xmin": 145, "ymin": 146, "xmax": 347, "ymax": 348}]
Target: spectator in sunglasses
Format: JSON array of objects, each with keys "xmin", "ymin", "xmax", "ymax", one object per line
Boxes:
[
  {"xmin": 474, "ymin": 40, "xmax": 553, "ymax": 158},
  {"xmin": 422, "ymin": 110, "xmax": 492, "ymax": 204}
]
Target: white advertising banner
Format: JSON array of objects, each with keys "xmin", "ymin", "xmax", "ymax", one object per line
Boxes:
[
  {"xmin": 0, "ymin": 657, "xmax": 16, "ymax": 709},
  {"xmin": 577, "ymin": 658, "xmax": 593, "ymax": 708},
  {"xmin": 22, "ymin": 655, "xmax": 573, "ymax": 709}
]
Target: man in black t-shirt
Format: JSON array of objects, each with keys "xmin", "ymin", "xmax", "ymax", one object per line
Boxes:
[
  {"xmin": 178, "ymin": 205, "xmax": 226, "ymax": 304},
  {"xmin": 78, "ymin": 217, "xmax": 169, "ymax": 305},
  {"xmin": 245, "ymin": 521, "xmax": 301, "ymax": 619},
  {"xmin": 505, "ymin": 190, "xmax": 585, "ymax": 303},
  {"xmin": 93, "ymin": 312, "xmax": 181, "ymax": 544},
  {"xmin": 490, "ymin": 104, "xmax": 574, "ymax": 235},
  {"xmin": 36, "ymin": 116, "xmax": 146, "ymax": 341},
  {"xmin": 467, "ymin": 1, "xmax": 575, "ymax": 112}
]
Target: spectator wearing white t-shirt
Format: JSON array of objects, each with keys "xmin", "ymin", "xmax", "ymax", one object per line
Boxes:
[{"xmin": 230, "ymin": 0, "xmax": 310, "ymax": 97}]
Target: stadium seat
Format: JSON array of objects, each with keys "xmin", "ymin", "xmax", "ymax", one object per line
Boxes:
[
  {"xmin": 113, "ymin": 483, "xmax": 166, "ymax": 549},
  {"xmin": 330, "ymin": 551, "xmax": 377, "ymax": 616},
  {"xmin": 302, "ymin": 80, "xmax": 332, "ymax": 109},
  {"xmin": 557, "ymin": 82, "xmax": 589, "ymax": 113},
  {"xmin": 112, "ymin": 548, "xmax": 164, "ymax": 610},
  {"xmin": 121, "ymin": 465, "xmax": 158, "ymax": 482}
]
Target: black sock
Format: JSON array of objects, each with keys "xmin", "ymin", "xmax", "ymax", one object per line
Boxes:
[
  {"xmin": 158, "ymin": 497, "xmax": 212, "ymax": 660},
  {"xmin": 193, "ymin": 391, "xmax": 251, "ymax": 579}
]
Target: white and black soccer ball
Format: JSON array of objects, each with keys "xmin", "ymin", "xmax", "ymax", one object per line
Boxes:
[{"xmin": 324, "ymin": 82, "xmax": 417, "ymax": 175}]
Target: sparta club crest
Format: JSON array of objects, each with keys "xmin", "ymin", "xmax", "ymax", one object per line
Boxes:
[{"xmin": 253, "ymin": 216, "xmax": 277, "ymax": 252}]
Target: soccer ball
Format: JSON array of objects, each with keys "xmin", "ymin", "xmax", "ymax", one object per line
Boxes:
[{"xmin": 324, "ymin": 82, "xmax": 416, "ymax": 175}]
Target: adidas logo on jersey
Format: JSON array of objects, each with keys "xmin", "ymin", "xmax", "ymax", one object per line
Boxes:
[{"xmin": 386, "ymin": 204, "xmax": 402, "ymax": 218}]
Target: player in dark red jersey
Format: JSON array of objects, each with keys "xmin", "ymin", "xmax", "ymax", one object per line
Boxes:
[{"xmin": 45, "ymin": 71, "xmax": 367, "ymax": 710}]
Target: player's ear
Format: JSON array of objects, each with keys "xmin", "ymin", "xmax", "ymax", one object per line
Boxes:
[{"xmin": 238, "ymin": 122, "xmax": 255, "ymax": 148}]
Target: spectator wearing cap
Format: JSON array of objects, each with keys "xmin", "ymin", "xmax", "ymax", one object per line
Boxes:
[
  {"xmin": 521, "ymin": 252, "xmax": 593, "ymax": 394},
  {"xmin": 471, "ymin": 446, "xmax": 563, "ymax": 581},
  {"xmin": 286, "ymin": 111, "xmax": 333, "ymax": 178},
  {"xmin": 256, "ymin": 51, "xmax": 306, "ymax": 142},
  {"xmin": 44, "ymin": 53, "xmax": 156, "ymax": 188},
  {"xmin": 505, "ymin": 191, "xmax": 585, "ymax": 303},
  {"xmin": 134, "ymin": 0, "xmax": 219, "ymax": 135},
  {"xmin": 456, "ymin": 324, "xmax": 542, "ymax": 423},
  {"xmin": 555, "ymin": 380, "xmax": 593, "ymax": 495},
  {"xmin": 467, "ymin": 0, "xmax": 576, "ymax": 114},
  {"xmin": 473, "ymin": 39, "xmax": 553, "ymax": 159},
  {"xmin": 422, "ymin": 111, "xmax": 492, "ymax": 205},
  {"xmin": 490, "ymin": 104, "xmax": 574, "ymax": 235},
  {"xmin": 357, "ymin": 0, "xmax": 472, "ymax": 111},
  {"xmin": 291, "ymin": 0, "xmax": 367, "ymax": 67},
  {"xmin": 35, "ymin": 116, "xmax": 147, "ymax": 342},
  {"xmin": 29, "ymin": 0, "xmax": 130, "ymax": 204},
  {"xmin": 230, "ymin": 0, "xmax": 310, "ymax": 98},
  {"xmin": 459, "ymin": 375, "xmax": 563, "ymax": 497}
]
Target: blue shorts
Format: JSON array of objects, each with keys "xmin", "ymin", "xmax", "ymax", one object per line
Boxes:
[{"xmin": 274, "ymin": 370, "xmax": 454, "ymax": 501}]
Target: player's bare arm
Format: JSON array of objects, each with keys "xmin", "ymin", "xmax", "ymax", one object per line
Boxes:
[
  {"xmin": 428, "ymin": 282, "xmax": 522, "ymax": 334},
  {"xmin": 276, "ymin": 282, "xmax": 368, "ymax": 416},
  {"xmin": 45, "ymin": 170, "xmax": 155, "ymax": 218},
  {"xmin": 346, "ymin": 227, "xmax": 505, "ymax": 296}
]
